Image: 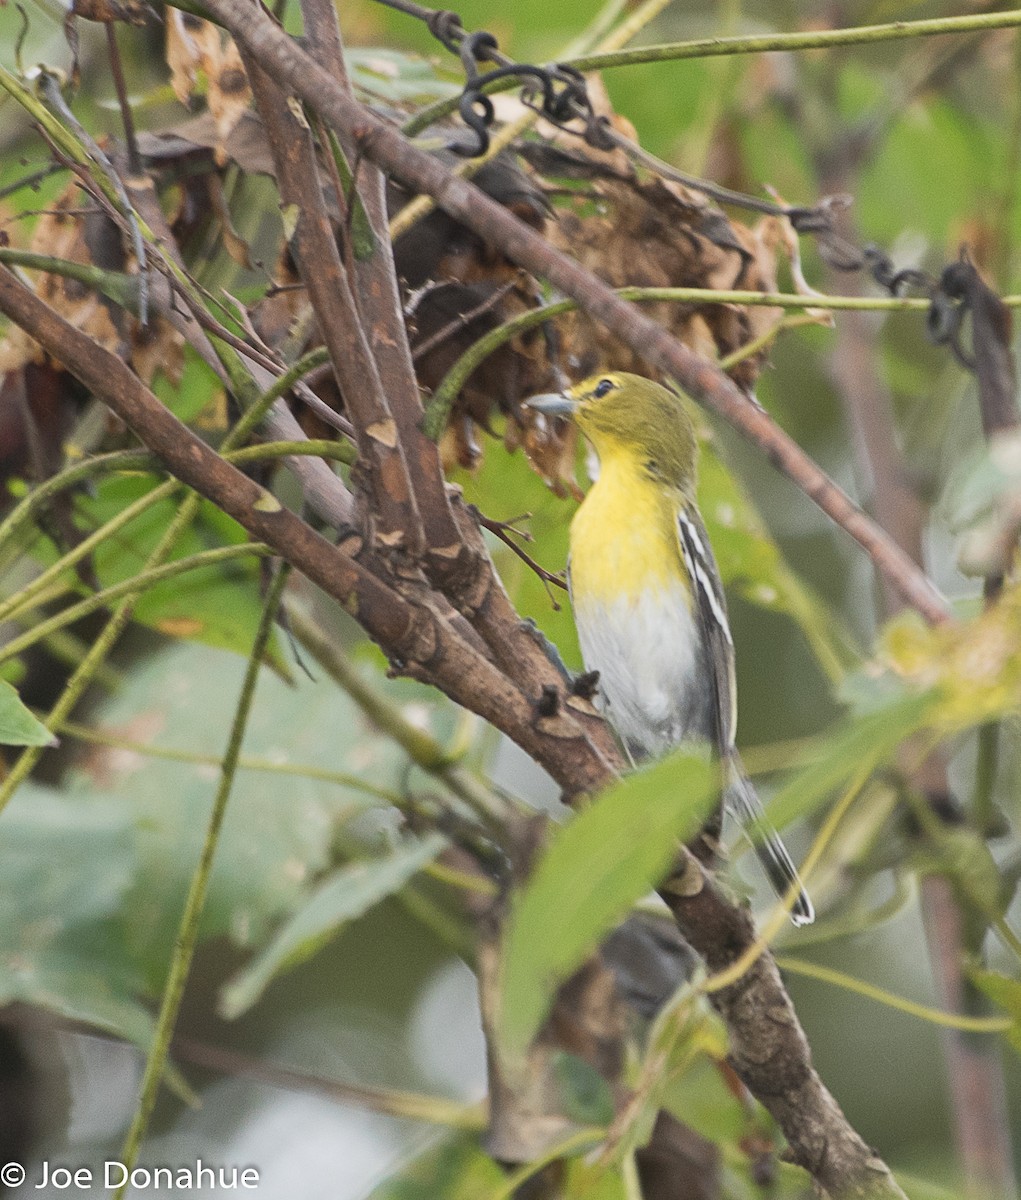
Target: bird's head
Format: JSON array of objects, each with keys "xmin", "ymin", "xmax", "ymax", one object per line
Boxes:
[{"xmin": 527, "ymin": 372, "xmax": 698, "ymax": 491}]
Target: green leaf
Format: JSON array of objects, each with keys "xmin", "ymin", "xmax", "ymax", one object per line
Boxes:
[
  {"xmin": 766, "ymin": 686, "xmax": 937, "ymax": 831},
  {"xmin": 68, "ymin": 639, "xmax": 450, "ymax": 993},
  {"xmin": 697, "ymin": 439, "xmax": 854, "ymax": 683},
  {"xmin": 152, "ymin": 345, "xmax": 222, "ymax": 424},
  {"xmin": 30, "ymin": 476, "xmax": 279, "ymax": 661},
  {"xmin": 346, "ymin": 48, "xmax": 461, "ymax": 105},
  {"xmin": 0, "ymin": 679, "xmax": 57, "ymax": 745},
  {"xmin": 552, "ymin": 1051, "xmax": 616, "ymax": 1126},
  {"xmin": 498, "ymin": 751, "xmax": 717, "ymax": 1063},
  {"xmin": 561, "ymin": 1160, "xmax": 630, "ymax": 1200},
  {"xmin": 0, "ymin": 782, "xmax": 155, "ymax": 1048},
  {"xmin": 0, "ymin": 634, "xmax": 455, "ymax": 1042},
  {"xmin": 968, "ymin": 969, "xmax": 1021, "ymax": 1055},
  {"xmin": 219, "ymin": 833, "xmax": 445, "ymax": 1018},
  {"xmin": 364, "ymin": 1131, "xmax": 505, "ymax": 1200}
]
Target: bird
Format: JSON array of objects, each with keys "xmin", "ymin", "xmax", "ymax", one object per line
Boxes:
[{"xmin": 527, "ymin": 371, "xmax": 814, "ymax": 925}]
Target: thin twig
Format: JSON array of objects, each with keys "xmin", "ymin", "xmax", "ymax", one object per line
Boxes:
[
  {"xmin": 470, "ymin": 505, "xmax": 567, "ymax": 607},
  {"xmin": 35, "ymin": 67, "xmax": 149, "ymax": 324},
  {"xmin": 410, "ymin": 278, "xmax": 518, "ymax": 362},
  {"xmin": 104, "ymin": 23, "xmax": 140, "ymax": 173}
]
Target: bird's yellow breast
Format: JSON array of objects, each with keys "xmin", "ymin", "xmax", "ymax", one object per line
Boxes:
[{"xmin": 569, "ymin": 447, "xmax": 685, "ymax": 606}]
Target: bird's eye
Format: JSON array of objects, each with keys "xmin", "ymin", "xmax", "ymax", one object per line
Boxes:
[{"xmin": 593, "ymin": 378, "xmax": 615, "ymax": 399}]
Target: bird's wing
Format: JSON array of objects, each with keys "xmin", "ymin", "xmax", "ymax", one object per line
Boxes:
[{"xmin": 674, "ymin": 504, "xmax": 738, "ymax": 753}]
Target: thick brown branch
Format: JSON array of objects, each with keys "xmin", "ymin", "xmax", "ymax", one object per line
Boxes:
[
  {"xmin": 241, "ymin": 51, "xmax": 423, "ymax": 551},
  {"xmin": 291, "ymin": 1, "xmax": 618, "ymax": 739},
  {"xmin": 297, "ymin": 0, "xmax": 468, "ymax": 573},
  {"xmin": 200, "ymin": 0, "xmax": 950, "ymax": 627},
  {"xmin": 658, "ymin": 884, "xmax": 903, "ymax": 1199}
]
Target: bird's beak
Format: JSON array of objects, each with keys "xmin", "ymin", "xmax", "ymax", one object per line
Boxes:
[{"xmin": 525, "ymin": 391, "xmax": 577, "ymax": 416}]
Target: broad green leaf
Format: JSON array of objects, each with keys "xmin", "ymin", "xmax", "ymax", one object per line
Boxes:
[
  {"xmin": 0, "ymin": 783, "xmax": 155, "ymax": 1048},
  {"xmin": 151, "ymin": 345, "xmax": 222, "ymax": 425},
  {"xmin": 561, "ymin": 1160, "xmax": 630, "ymax": 1200},
  {"xmin": 364, "ymin": 1131, "xmax": 505, "ymax": 1200},
  {"xmin": 0, "ymin": 635, "xmax": 455, "ymax": 1042},
  {"xmin": 0, "ymin": 678, "xmax": 56, "ymax": 745},
  {"xmin": 498, "ymin": 751, "xmax": 717, "ymax": 1064},
  {"xmin": 552, "ymin": 1051, "xmax": 616, "ymax": 1126},
  {"xmin": 66, "ymin": 639, "xmax": 452, "ymax": 994},
  {"xmin": 911, "ymin": 824, "xmax": 1006, "ymax": 919},
  {"xmin": 346, "ymin": 48, "xmax": 460, "ymax": 104},
  {"xmin": 27, "ymin": 475, "xmax": 278, "ymax": 661},
  {"xmin": 219, "ymin": 833, "xmax": 446, "ymax": 1018},
  {"xmin": 968, "ymin": 968, "xmax": 1021, "ymax": 1056},
  {"xmin": 605, "ymin": 990, "xmax": 727, "ymax": 1168},
  {"xmin": 696, "ymin": 435, "xmax": 853, "ymax": 683}
]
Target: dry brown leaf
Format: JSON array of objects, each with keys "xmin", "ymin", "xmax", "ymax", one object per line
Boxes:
[
  {"xmin": 30, "ymin": 190, "xmax": 124, "ymax": 358},
  {"xmin": 129, "ymin": 314, "xmax": 184, "ymax": 388},
  {"xmin": 545, "ymin": 174, "xmax": 781, "ymax": 394},
  {"xmin": 207, "ymin": 35, "xmax": 253, "ymax": 166},
  {"xmin": 166, "ymin": 11, "xmax": 222, "ymax": 107}
]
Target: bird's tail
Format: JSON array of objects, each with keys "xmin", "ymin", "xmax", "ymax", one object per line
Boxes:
[{"xmin": 724, "ymin": 757, "xmax": 814, "ymax": 926}]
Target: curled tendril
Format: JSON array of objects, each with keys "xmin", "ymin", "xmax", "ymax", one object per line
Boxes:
[
  {"xmin": 449, "ymin": 53, "xmax": 599, "ymax": 157},
  {"xmin": 425, "ymin": 9, "xmax": 463, "ymax": 53},
  {"xmin": 927, "ymin": 252, "xmax": 978, "ymax": 370},
  {"xmin": 863, "ymin": 245, "xmax": 931, "ymax": 297},
  {"xmin": 458, "ymin": 28, "xmax": 499, "ymax": 74}
]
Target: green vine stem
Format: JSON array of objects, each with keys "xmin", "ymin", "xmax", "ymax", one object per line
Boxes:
[
  {"xmin": 0, "ymin": 439, "xmax": 350, "ymax": 633},
  {"xmin": 0, "ymin": 450, "xmax": 154, "ymax": 561},
  {"xmin": 112, "ymin": 563, "xmax": 291, "ymax": 1196},
  {"xmin": 404, "ymin": 9, "xmax": 1021, "ymax": 133},
  {"xmin": 420, "ymin": 285, "xmax": 955, "ymax": 438},
  {"xmin": 0, "ymin": 478, "xmax": 181, "ymax": 627},
  {"xmin": 224, "ymin": 346, "xmax": 332, "ymax": 447},
  {"xmin": 54, "ymin": 717, "xmax": 403, "ymax": 803},
  {"xmin": 0, "ymin": 542, "xmax": 272, "ymax": 667},
  {"xmin": 0, "ymin": 248, "xmax": 138, "ymax": 309},
  {"xmin": 0, "ymin": 439, "xmax": 350, "ymax": 570},
  {"xmin": 568, "ymin": 10, "xmax": 1021, "ymax": 72},
  {"xmin": 0, "ymin": 495, "xmax": 203, "ymax": 817},
  {"xmin": 0, "ymin": 64, "xmax": 127, "ymax": 220},
  {"xmin": 773, "ymin": 956, "xmax": 1013, "ymax": 1034},
  {"xmin": 30, "ymin": 628, "xmax": 123, "ymax": 692}
]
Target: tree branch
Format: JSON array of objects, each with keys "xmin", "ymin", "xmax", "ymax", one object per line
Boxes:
[
  {"xmin": 298, "ymin": 0, "xmax": 469, "ymax": 575},
  {"xmin": 241, "ymin": 50, "xmax": 424, "ymax": 551}
]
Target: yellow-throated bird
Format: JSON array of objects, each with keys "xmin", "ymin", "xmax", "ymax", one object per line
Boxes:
[{"xmin": 528, "ymin": 372, "xmax": 813, "ymax": 925}]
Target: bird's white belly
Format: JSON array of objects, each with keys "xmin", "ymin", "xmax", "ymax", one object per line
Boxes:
[{"xmin": 574, "ymin": 583, "xmax": 708, "ymax": 760}]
